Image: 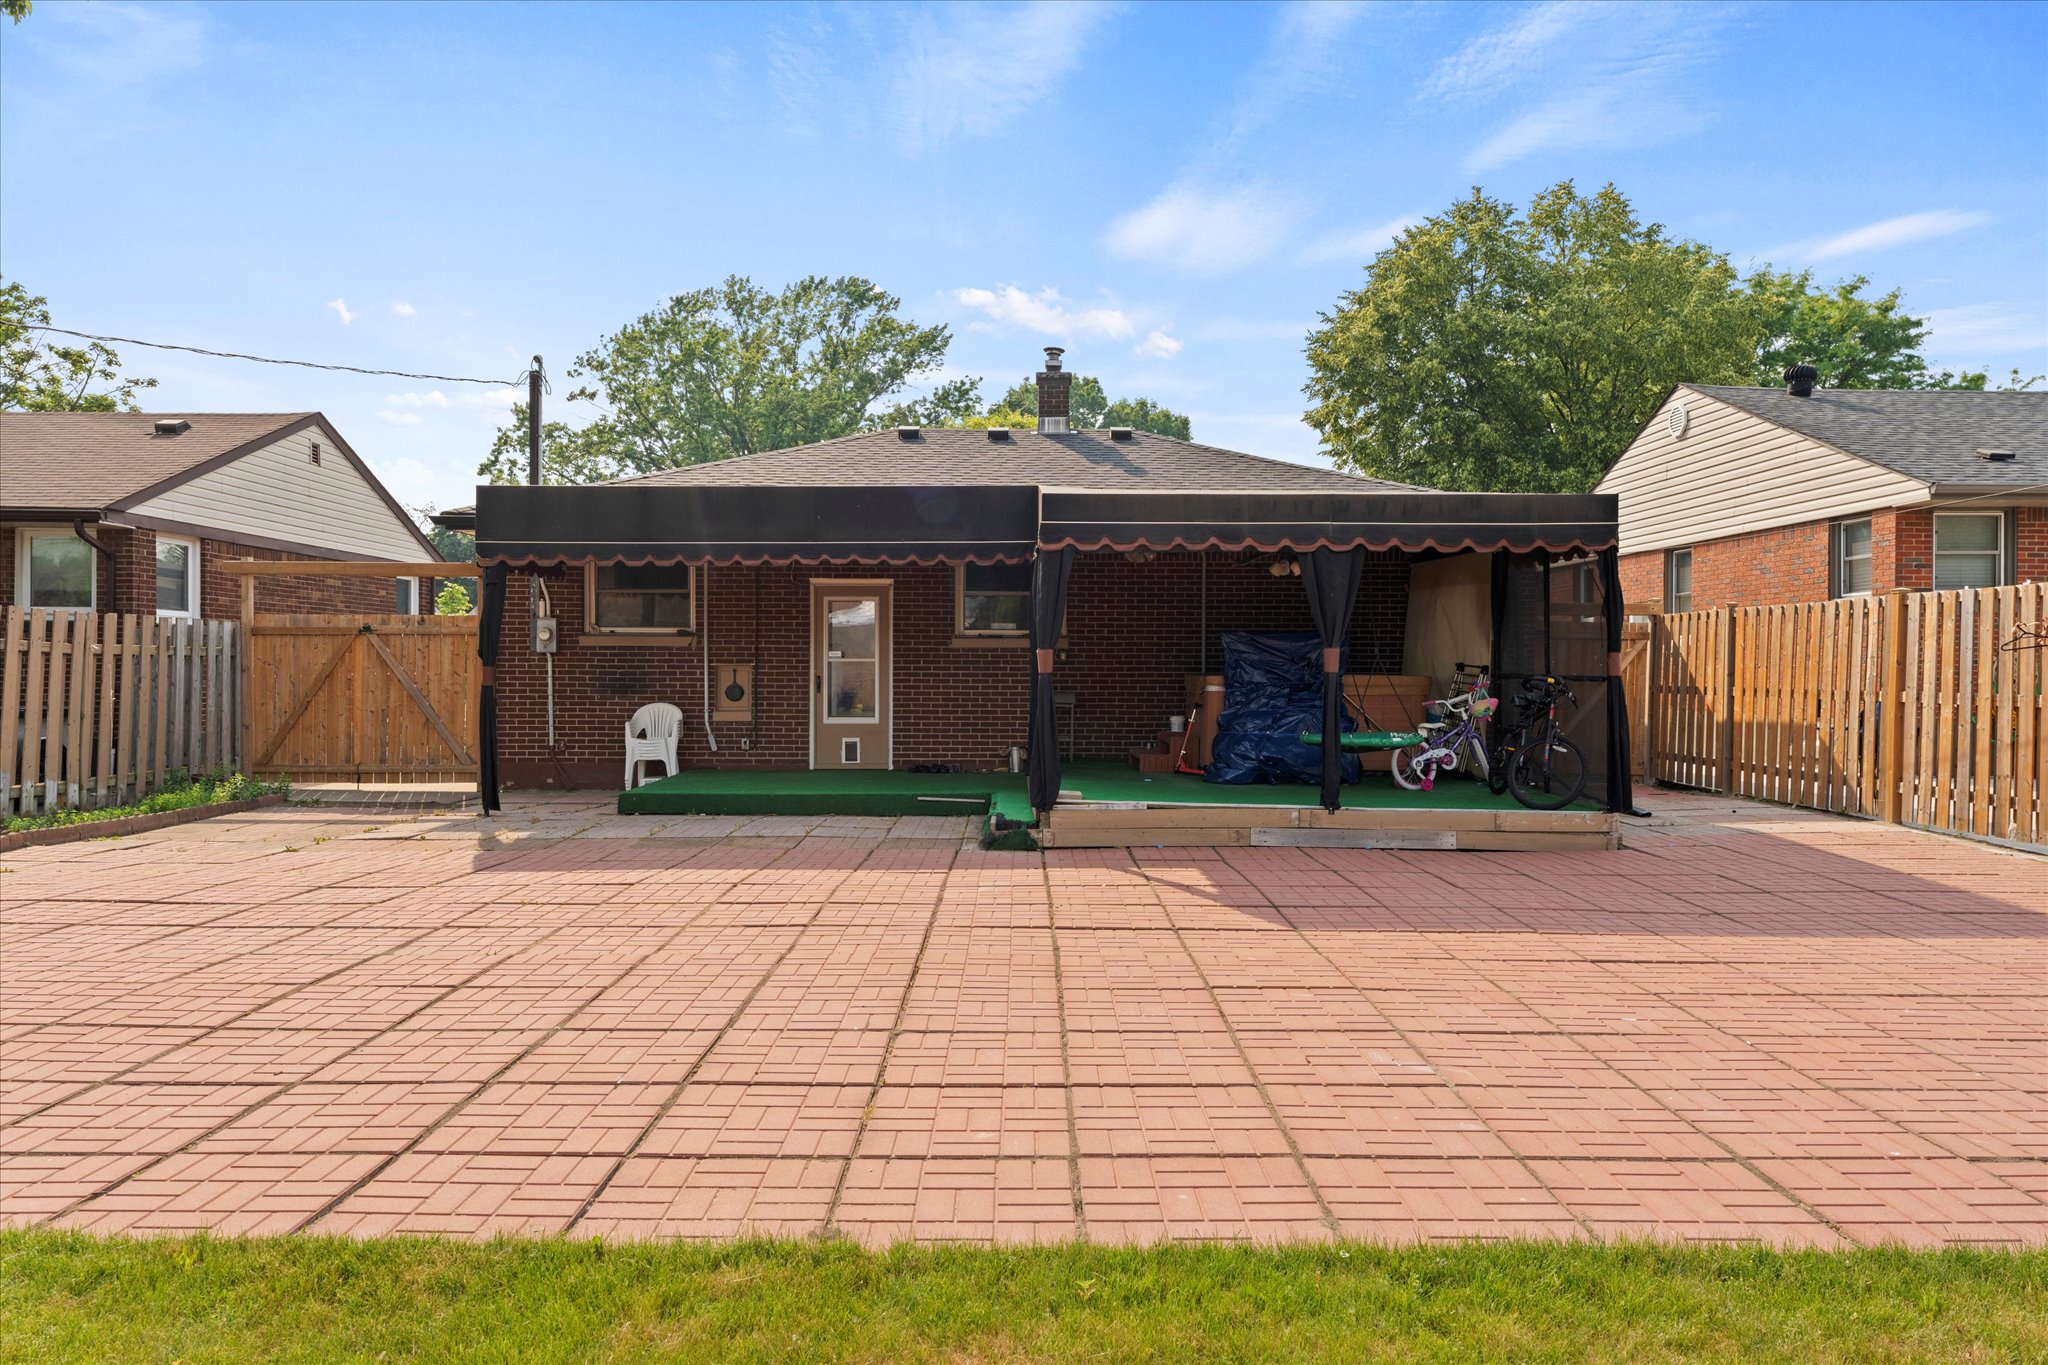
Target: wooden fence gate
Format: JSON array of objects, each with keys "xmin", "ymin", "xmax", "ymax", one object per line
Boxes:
[
  {"xmin": 233, "ymin": 560, "xmax": 481, "ymax": 785},
  {"xmin": 1640, "ymin": 584, "xmax": 2045, "ymax": 848}
]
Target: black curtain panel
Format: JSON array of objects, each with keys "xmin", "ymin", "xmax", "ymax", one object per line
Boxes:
[
  {"xmin": 1597, "ymin": 548, "xmax": 1643, "ymax": 817},
  {"xmin": 1299, "ymin": 546, "xmax": 1365, "ymax": 812},
  {"xmin": 477, "ymin": 562, "xmax": 509, "ymax": 814},
  {"xmin": 1026, "ymin": 546, "xmax": 1075, "ymax": 814}
]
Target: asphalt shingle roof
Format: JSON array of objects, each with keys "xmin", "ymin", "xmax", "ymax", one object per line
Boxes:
[
  {"xmin": 1686, "ymin": 385, "xmax": 2046, "ymax": 486},
  {"xmin": 0, "ymin": 411, "xmax": 314, "ymax": 510},
  {"xmin": 606, "ymin": 427, "xmax": 1415, "ymax": 492}
]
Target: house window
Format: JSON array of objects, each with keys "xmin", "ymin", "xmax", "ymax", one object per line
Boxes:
[
  {"xmin": 154, "ymin": 535, "xmax": 200, "ymax": 617},
  {"xmin": 1933, "ymin": 512, "xmax": 2005, "ymax": 590},
  {"xmin": 15, "ymin": 528, "xmax": 95, "ymax": 611},
  {"xmin": 587, "ymin": 562, "xmax": 694, "ymax": 633},
  {"xmin": 1831, "ymin": 517, "xmax": 1872, "ymax": 597},
  {"xmin": 957, "ymin": 562, "xmax": 1031, "ymax": 635},
  {"xmin": 1664, "ymin": 548, "xmax": 1693, "ymax": 614},
  {"xmin": 395, "ymin": 577, "xmax": 418, "ymax": 615}
]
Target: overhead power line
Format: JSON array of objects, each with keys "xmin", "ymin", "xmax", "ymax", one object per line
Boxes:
[{"xmin": 25, "ymin": 324, "xmax": 529, "ymax": 387}]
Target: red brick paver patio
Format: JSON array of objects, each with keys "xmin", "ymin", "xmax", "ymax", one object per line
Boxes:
[{"xmin": 2, "ymin": 792, "xmax": 2043, "ymax": 1248}]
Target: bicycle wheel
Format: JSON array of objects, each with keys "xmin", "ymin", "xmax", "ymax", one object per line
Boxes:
[
  {"xmin": 1390, "ymin": 745, "xmax": 1426, "ymax": 791},
  {"xmin": 1486, "ymin": 741, "xmax": 1511, "ymax": 794},
  {"xmin": 1506, "ymin": 731, "xmax": 1587, "ymax": 810}
]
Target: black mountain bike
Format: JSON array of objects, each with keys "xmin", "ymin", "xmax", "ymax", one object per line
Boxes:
[{"xmin": 1487, "ymin": 675, "xmax": 1588, "ymax": 811}]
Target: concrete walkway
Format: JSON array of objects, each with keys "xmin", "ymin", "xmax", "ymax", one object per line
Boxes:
[{"xmin": 2, "ymin": 791, "xmax": 2042, "ymax": 1247}]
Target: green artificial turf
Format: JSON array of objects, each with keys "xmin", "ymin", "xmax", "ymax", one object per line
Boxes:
[{"xmin": 3, "ymin": 1231, "xmax": 2043, "ymax": 1364}]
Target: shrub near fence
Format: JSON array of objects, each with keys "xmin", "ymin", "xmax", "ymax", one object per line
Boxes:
[
  {"xmin": 0, "ymin": 607, "xmax": 241, "ymax": 818},
  {"xmin": 1643, "ymin": 584, "xmax": 2045, "ymax": 848}
]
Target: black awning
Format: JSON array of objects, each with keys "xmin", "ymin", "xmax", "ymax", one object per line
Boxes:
[
  {"xmin": 1037, "ymin": 489, "xmax": 1618, "ymax": 556},
  {"xmin": 474, "ymin": 483, "xmax": 1039, "ymax": 566}
]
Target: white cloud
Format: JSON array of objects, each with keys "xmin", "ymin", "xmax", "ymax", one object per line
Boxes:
[
  {"xmin": 384, "ymin": 390, "xmax": 452, "ymax": 409},
  {"xmin": 326, "ymin": 297, "xmax": 356, "ymax": 325},
  {"xmin": 1921, "ymin": 304, "xmax": 2047, "ymax": 357},
  {"xmin": 1134, "ymin": 330, "xmax": 1183, "ymax": 360},
  {"xmin": 391, "ymin": 301, "xmax": 418, "ymax": 317},
  {"xmin": 1104, "ymin": 184, "xmax": 1297, "ymax": 276},
  {"xmin": 1217, "ymin": 1, "xmax": 1373, "ymax": 155},
  {"xmin": 891, "ymin": 2, "xmax": 1118, "ymax": 151},
  {"xmin": 1770, "ymin": 210, "xmax": 1993, "ymax": 264},
  {"xmin": 378, "ymin": 410, "xmax": 424, "ymax": 427},
  {"xmin": 953, "ymin": 286, "xmax": 1135, "ymax": 340},
  {"xmin": 1431, "ymin": 3, "xmax": 1734, "ymax": 172},
  {"xmin": 37, "ymin": 1, "xmax": 209, "ymax": 88},
  {"xmin": 1300, "ymin": 213, "xmax": 1423, "ymax": 265}
]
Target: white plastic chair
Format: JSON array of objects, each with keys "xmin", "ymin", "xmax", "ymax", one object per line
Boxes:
[{"xmin": 624, "ymin": 703, "xmax": 683, "ymax": 788}]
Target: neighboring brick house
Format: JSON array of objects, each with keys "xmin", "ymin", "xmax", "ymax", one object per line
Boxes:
[
  {"xmin": 1, "ymin": 411, "xmax": 442, "ymax": 619},
  {"xmin": 1598, "ymin": 384, "xmax": 2045, "ymax": 609}
]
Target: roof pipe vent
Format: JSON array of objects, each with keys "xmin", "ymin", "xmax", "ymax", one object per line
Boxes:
[
  {"xmin": 1783, "ymin": 363, "xmax": 1818, "ymax": 398},
  {"xmin": 1108, "ymin": 427, "xmax": 1135, "ymax": 442},
  {"xmin": 894, "ymin": 426, "xmax": 921, "ymax": 442},
  {"xmin": 152, "ymin": 418, "xmax": 191, "ymax": 436}
]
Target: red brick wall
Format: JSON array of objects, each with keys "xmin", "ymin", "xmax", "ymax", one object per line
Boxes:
[
  {"xmin": 494, "ymin": 551, "xmax": 1411, "ymax": 788},
  {"xmin": 2, "ymin": 523, "xmax": 419, "ymax": 618},
  {"xmin": 2019, "ymin": 507, "xmax": 2048, "ymax": 584}
]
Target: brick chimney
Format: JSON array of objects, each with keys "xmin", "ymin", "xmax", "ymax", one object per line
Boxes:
[{"xmin": 1035, "ymin": 347, "xmax": 1070, "ymax": 434}]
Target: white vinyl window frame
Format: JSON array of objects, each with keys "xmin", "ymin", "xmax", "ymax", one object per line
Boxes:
[
  {"xmin": 13, "ymin": 525, "xmax": 97, "ymax": 612},
  {"xmin": 153, "ymin": 533, "xmax": 201, "ymax": 618},
  {"xmin": 1831, "ymin": 517, "xmax": 1873, "ymax": 599},
  {"xmin": 395, "ymin": 576, "xmax": 419, "ymax": 616},
  {"xmin": 583, "ymin": 562, "xmax": 697, "ymax": 636},
  {"xmin": 954, "ymin": 562, "xmax": 1032, "ymax": 636},
  {"xmin": 1932, "ymin": 511, "xmax": 2008, "ymax": 591},
  {"xmin": 1664, "ymin": 548, "xmax": 1693, "ymax": 614}
]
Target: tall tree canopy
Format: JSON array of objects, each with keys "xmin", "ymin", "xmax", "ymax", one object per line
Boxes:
[
  {"xmin": 988, "ymin": 376, "xmax": 1193, "ymax": 439},
  {"xmin": 1, "ymin": 279, "xmax": 158, "ymax": 412},
  {"xmin": 481, "ymin": 276, "xmax": 977, "ymax": 484},
  {"xmin": 1304, "ymin": 184, "xmax": 1755, "ymax": 493},
  {"xmin": 1747, "ymin": 271, "xmax": 1934, "ymax": 390}
]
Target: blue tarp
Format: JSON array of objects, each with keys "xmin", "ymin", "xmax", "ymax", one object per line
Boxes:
[{"xmin": 1206, "ymin": 630, "xmax": 1361, "ymax": 786}]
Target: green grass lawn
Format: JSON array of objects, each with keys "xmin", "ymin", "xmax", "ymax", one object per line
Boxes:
[{"xmin": 3, "ymin": 1232, "xmax": 2043, "ymax": 1363}]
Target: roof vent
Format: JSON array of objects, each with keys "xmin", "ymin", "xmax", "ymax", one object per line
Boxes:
[
  {"xmin": 152, "ymin": 418, "xmax": 191, "ymax": 437},
  {"xmin": 1784, "ymin": 363, "xmax": 1818, "ymax": 398},
  {"xmin": 1108, "ymin": 427, "xmax": 1135, "ymax": 442},
  {"xmin": 985, "ymin": 428, "xmax": 1013, "ymax": 442},
  {"xmin": 894, "ymin": 426, "xmax": 921, "ymax": 442},
  {"xmin": 1975, "ymin": 448, "xmax": 2017, "ymax": 462}
]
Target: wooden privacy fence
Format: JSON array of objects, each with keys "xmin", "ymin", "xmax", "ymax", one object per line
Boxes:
[
  {"xmin": 1641, "ymin": 583, "xmax": 2046, "ymax": 847},
  {"xmin": 1, "ymin": 607, "xmax": 241, "ymax": 818}
]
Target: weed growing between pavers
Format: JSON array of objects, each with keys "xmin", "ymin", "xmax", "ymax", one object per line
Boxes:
[{"xmin": 3, "ymin": 1231, "xmax": 2044, "ymax": 1363}]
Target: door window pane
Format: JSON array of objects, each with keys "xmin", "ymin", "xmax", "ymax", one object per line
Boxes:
[
  {"xmin": 27, "ymin": 534, "xmax": 93, "ymax": 609},
  {"xmin": 826, "ymin": 598, "xmax": 877, "ymax": 660},
  {"xmin": 826, "ymin": 661, "xmax": 877, "ymax": 718},
  {"xmin": 156, "ymin": 539, "xmax": 194, "ymax": 613},
  {"xmin": 1934, "ymin": 514, "xmax": 2003, "ymax": 590}
]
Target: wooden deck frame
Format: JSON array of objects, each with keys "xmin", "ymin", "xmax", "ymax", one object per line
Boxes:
[{"xmin": 1037, "ymin": 800, "xmax": 1619, "ymax": 850}]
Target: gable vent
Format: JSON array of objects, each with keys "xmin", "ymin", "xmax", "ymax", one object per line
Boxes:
[
  {"xmin": 894, "ymin": 426, "xmax": 921, "ymax": 442},
  {"xmin": 1975, "ymin": 448, "xmax": 2017, "ymax": 462},
  {"xmin": 1108, "ymin": 427, "xmax": 1135, "ymax": 442},
  {"xmin": 309, "ymin": 440, "xmax": 322, "ymax": 465},
  {"xmin": 985, "ymin": 428, "xmax": 1013, "ymax": 443},
  {"xmin": 151, "ymin": 418, "xmax": 191, "ymax": 437}
]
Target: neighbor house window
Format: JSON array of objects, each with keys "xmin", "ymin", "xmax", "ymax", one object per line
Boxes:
[
  {"xmin": 155, "ymin": 535, "xmax": 200, "ymax": 617},
  {"xmin": 1831, "ymin": 517, "xmax": 1872, "ymax": 597},
  {"xmin": 587, "ymin": 562, "xmax": 694, "ymax": 633},
  {"xmin": 1664, "ymin": 548, "xmax": 1693, "ymax": 613},
  {"xmin": 957, "ymin": 561, "xmax": 1031, "ymax": 635},
  {"xmin": 15, "ymin": 528, "xmax": 95, "ymax": 611},
  {"xmin": 395, "ymin": 577, "xmax": 418, "ymax": 615},
  {"xmin": 1933, "ymin": 512, "xmax": 2005, "ymax": 590}
]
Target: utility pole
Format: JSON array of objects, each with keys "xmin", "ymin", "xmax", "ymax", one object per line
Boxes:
[{"xmin": 527, "ymin": 355, "xmax": 543, "ymax": 486}]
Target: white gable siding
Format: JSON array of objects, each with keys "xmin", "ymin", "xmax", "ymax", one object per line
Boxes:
[
  {"xmin": 1596, "ymin": 389, "xmax": 1930, "ymax": 556},
  {"xmin": 125, "ymin": 423, "xmax": 427, "ymax": 561}
]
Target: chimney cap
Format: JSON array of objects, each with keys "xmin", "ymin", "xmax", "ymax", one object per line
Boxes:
[
  {"xmin": 152, "ymin": 418, "xmax": 191, "ymax": 436},
  {"xmin": 1041, "ymin": 346, "xmax": 1064, "ymax": 372},
  {"xmin": 1783, "ymin": 363, "xmax": 1819, "ymax": 397}
]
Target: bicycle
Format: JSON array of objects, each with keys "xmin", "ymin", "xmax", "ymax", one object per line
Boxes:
[
  {"xmin": 1487, "ymin": 675, "xmax": 1588, "ymax": 811},
  {"xmin": 1390, "ymin": 672, "xmax": 1496, "ymax": 792}
]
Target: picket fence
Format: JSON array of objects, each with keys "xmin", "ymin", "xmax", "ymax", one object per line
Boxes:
[
  {"xmin": 1642, "ymin": 584, "xmax": 2045, "ymax": 847},
  {"xmin": 0, "ymin": 607, "xmax": 241, "ymax": 818}
]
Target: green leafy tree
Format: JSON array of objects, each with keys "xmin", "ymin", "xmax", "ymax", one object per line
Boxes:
[
  {"xmin": 412, "ymin": 507, "xmax": 476, "ymax": 563},
  {"xmin": 1746, "ymin": 271, "xmax": 1933, "ymax": 389},
  {"xmin": 433, "ymin": 580, "xmax": 474, "ymax": 615},
  {"xmin": 988, "ymin": 375, "xmax": 1191, "ymax": 438},
  {"xmin": 1305, "ymin": 183, "xmax": 1757, "ymax": 492},
  {"xmin": 1, "ymin": 279, "xmax": 158, "ymax": 412},
  {"xmin": 480, "ymin": 276, "xmax": 971, "ymax": 484},
  {"xmin": 4, "ymin": 1, "xmax": 30, "ymax": 23}
]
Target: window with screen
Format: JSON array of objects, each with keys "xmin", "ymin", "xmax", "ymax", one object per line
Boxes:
[
  {"xmin": 1832, "ymin": 518, "xmax": 1872, "ymax": 597},
  {"xmin": 957, "ymin": 561, "xmax": 1031, "ymax": 634},
  {"xmin": 1664, "ymin": 548, "xmax": 1693, "ymax": 614},
  {"xmin": 588, "ymin": 563, "xmax": 694, "ymax": 632},
  {"xmin": 1933, "ymin": 512, "xmax": 2004, "ymax": 590}
]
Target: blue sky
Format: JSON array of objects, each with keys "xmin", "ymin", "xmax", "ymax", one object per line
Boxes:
[{"xmin": 4, "ymin": 1, "xmax": 2044, "ymax": 515}]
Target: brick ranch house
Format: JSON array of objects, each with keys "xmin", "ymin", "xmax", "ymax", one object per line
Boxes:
[
  {"xmin": 1599, "ymin": 383, "xmax": 2045, "ymax": 610},
  {"xmin": 1, "ymin": 411, "xmax": 441, "ymax": 618},
  {"xmin": 461, "ymin": 349, "xmax": 1636, "ymax": 818}
]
